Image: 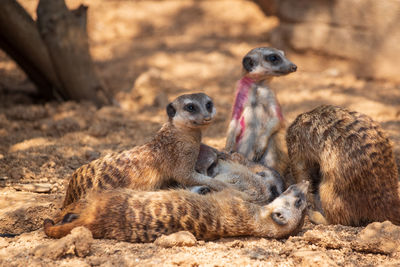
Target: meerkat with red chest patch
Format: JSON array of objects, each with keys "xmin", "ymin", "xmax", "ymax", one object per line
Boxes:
[
  {"xmin": 44, "ymin": 181, "xmax": 309, "ymax": 242},
  {"xmin": 62, "ymin": 93, "xmax": 229, "ymax": 208},
  {"xmin": 286, "ymin": 105, "xmax": 400, "ymax": 226},
  {"xmin": 225, "ymin": 47, "xmax": 297, "ymax": 181}
]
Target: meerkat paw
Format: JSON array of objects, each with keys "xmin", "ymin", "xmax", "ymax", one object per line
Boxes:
[
  {"xmin": 308, "ymin": 210, "xmax": 329, "ymax": 225},
  {"xmin": 189, "ymin": 186, "xmax": 212, "ymax": 195}
]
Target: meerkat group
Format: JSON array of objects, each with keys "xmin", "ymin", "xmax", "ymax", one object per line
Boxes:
[
  {"xmin": 44, "ymin": 46, "xmax": 400, "ymax": 244},
  {"xmin": 62, "ymin": 93, "xmax": 228, "ymax": 208},
  {"xmin": 224, "ymin": 47, "xmax": 400, "ymax": 227},
  {"xmin": 46, "ymin": 91, "xmax": 303, "ymax": 242}
]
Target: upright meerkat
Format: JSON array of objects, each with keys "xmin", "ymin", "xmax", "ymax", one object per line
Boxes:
[
  {"xmin": 62, "ymin": 93, "xmax": 228, "ymax": 208},
  {"xmin": 225, "ymin": 47, "xmax": 297, "ymax": 179},
  {"xmin": 286, "ymin": 105, "xmax": 400, "ymax": 226},
  {"xmin": 44, "ymin": 181, "xmax": 309, "ymax": 242}
]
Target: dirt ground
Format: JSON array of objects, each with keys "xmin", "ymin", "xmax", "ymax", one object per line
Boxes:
[{"xmin": 1, "ymin": 0, "xmax": 400, "ymax": 266}]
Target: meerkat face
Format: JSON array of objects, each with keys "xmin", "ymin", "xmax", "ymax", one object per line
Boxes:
[
  {"xmin": 261, "ymin": 181, "xmax": 308, "ymax": 228},
  {"xmin": 242, "ymin": 47, "xmax": 297, "ymax": 81},
  {"xmin": 166, "ymin": 93, "xmax": 216, "ymax": 130}
]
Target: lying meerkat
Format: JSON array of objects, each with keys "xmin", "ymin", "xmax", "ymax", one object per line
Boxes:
[
  {"xmin": 44, "ymin": 181, "xmax": 309, "ymax": 242},
  {"xmin": 62, "ymin": 93, "xmax": 228, "ymax": 208},
  {"xmin": 192, "ymin": 144, "xmax": 284, "ymax": 205},
  {"xmin": 286, "ymin": 105, "xmax": 400, "ymax": 226},
  {"xmin": 225, "ymin": 47, "xmax": 297, "ymax": 180}
]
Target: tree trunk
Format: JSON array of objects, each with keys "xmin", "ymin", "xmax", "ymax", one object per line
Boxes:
[
  {"xmin": 0, "ymin": 0, "xmax": 66, "ymax": 100},
  {"xmin": 37, "ymin": 0, "xmax": 115, "ymax": 107}
]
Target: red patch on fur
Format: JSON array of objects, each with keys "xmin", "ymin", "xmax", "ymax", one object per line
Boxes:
[
  {"xmin": 236, "ymin": 117, "xmax": 246, "ymax": 143},
  {"xmin": 276, "ymin": 104, "xmax": 284, "ymax": 121},
  {"xmin": 232, "ymin": 77, "xmax": 253, "ymax": 120}
]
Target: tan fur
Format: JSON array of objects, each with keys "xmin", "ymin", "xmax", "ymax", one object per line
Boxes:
[
  {"xmin": 225, "ymin": 47, "xmax": 296, "ymax": 181},
  {"xmin": 63, "ymin": 93, "xmax": 228, "ymax": 208},
  {"xmin": 44, "ymin": 181, "xmax": 309, "ymax": 242},
  {"xmin": 194, "ymin": 146, "xmax": 284, "ymax": 205},
  {"xmin": 286, "ymin": 105, "xmax": 400, "ymax": 226}
]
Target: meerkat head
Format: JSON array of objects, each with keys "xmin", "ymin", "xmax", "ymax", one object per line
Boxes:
[
  {"xmin": 242, "ymin": 47, "xmax": 297, "ymax": 82},
  {"xmin": 257, "ymin": 180, "xmax": 309, "ymax": 238},
  {"xmin": 166, "ymin": 93, "xmax": 216, "ymax": 130}
]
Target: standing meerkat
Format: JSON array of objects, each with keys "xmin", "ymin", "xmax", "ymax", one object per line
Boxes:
[
  {"xmin": 286, "ymin": 105, "xmax": 400, "ymax": 226},
  {"xmin": 225, "ymin": 47, "xmax": 297, "ymax": 179},
  {"xmin": 62, "ymin": 93, "xmax": 228, "ymax": 208},
  {"xmin": 44, "ymin": 181, "xmax": 309, "ymax": 242}
]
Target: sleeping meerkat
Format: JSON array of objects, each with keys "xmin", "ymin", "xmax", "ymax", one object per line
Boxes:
[
  {"xmin": 192, "ymin": 144, "xmax": 284, "ymax": 205},
  {"xmin": 44, "ymin": 181, "xmax": 309, "ymax": 242},
  {"xmin": 286, "ymin": 105, "xmax": 400, "ymax": 226},
  {"xmin": 62, "ymin": 93, "xmax": 229, "ymax": 208},
  {"xmin": 225, "ymin": 47, "xmax": 297, "ymax": 181}
]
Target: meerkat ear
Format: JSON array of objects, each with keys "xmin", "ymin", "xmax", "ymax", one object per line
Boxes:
[
  {"xmin": 242, "ymin": 56, "xmax": 254, "ymax": 72},
  {"xmin": 166, "ymin": 103, "xmax": 176, "ymax": 118}
]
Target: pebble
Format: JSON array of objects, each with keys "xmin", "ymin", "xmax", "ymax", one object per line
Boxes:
[
  {"xmin": 13, "ymin": 183, "xmax": 53, "ymax": 193},
  {"xmin": 33, "ymin": 226, "xmax": 93, "ymax": 260},
  {"xmin": 154, "ymin": 231, "xmax": 197, "ymax": 248},
  {"xmin": 353, "ymin": 221, "xmax": 400, "ymax": 255}
]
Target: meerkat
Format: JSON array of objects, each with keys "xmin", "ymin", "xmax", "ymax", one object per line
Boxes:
[
  {"xmin": 62, "ymin": 93, "xmax": 229, "ymax": 208},
  {"xmin": 192, "ymin": 144, "xmax": 284, "ymax": 205},
  {"xmin": 43, "ymin": 181, "xmax": 309, "ymax": 242},
  {"xmin": 286, "ymin": 105, "xmax": 400, "ymax": 226},
  {"xmin": 225, "ymin": 47, "xmax": 297, "ymax": 180}
]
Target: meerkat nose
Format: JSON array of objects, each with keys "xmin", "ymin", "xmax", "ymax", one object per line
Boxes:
[
  {"xmin": 204, "ymin": 116, "xmax": 212, "ymax": 121},
  {"xmin": 289, "ymin": 64, "xmax": 297, "ymax": 72}
]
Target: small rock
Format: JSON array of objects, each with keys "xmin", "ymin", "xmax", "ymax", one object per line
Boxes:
[
  {"xmin": 324, "ymin": 68, "xmax": 340, "ymax": 77},
  {"xmin": 88, "ymin": 123, "xmax": 108, "ymax": 137},
  {"xmin": 292, "ymin": 250, "xmax": 338, "ymax": 267},
  {"xmin": 33, "ymin": 226, "xmax": 93, "ymax": 260},
  {"xmin": 0, "ymin": 239, "xmax": 8, "ymax": 249},
  {"xmin": 13, "ymin": 183, "xmax": 53, "ymax": 193},
  {"xmin": 51, "ymin": 185, "xmax": 59, "ymax": 193},
  {"xmin": 247, "ymin": 247, "xmax": 271, "ymax": 260},
  {"xmin": 352, "ymin": 221, "xmax": 400, "ymax": 255},
  {"xmin": 230, "ymin": 240, "xmax": 245, "ymax": 248},
  {"xmin": 154, "ymin": 231, "xmax": 197, "ymax": 248}
]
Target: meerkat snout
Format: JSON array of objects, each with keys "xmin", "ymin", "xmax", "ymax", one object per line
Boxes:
[{"xmin": 288, "ymin": 63, "xmax": 297, "ymax": 72}]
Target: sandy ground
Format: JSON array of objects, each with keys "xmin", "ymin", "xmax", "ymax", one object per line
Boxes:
[{"xmin": 0, "ymin": 0, "xmax": 400, "ymax": 266}]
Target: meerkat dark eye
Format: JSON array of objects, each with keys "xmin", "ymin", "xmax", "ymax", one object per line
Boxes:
[
  {"xmin": 295, "ymin": 198, "xmax": 303, "ymax": 208},
  {"xmin": 265, "ymin": 54, "xmax": 281, "ymax": 64},
  {"xmin": 205, "ymin": 101, "xmax": 213, "ymax": 112},
  {"xmin": 184, "ymin": 104, "xmax": 197, "ymax": 113}
]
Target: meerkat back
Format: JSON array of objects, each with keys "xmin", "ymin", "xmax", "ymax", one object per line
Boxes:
[{"xmin": 286, "ymin": 105, "xmax": 400, "ymax": 226}]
